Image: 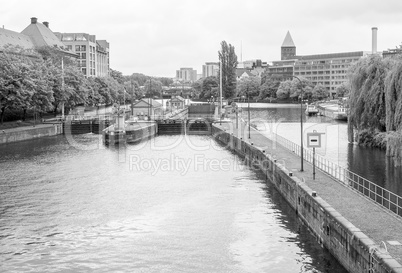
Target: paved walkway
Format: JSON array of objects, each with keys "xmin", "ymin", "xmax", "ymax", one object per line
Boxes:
[{"xmin": 216, "ymin": 121, "xmax": 402, "ymax": 265}]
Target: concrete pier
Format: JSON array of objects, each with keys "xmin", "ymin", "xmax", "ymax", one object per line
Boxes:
[
  {"xmin": 213, "ymin": 121, "xmax": 402, "ymax": 273},
  {"xmin": 0, "ymin": 123, "xmax": 63, "ymax": 144}
]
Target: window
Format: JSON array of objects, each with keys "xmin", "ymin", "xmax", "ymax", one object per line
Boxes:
[
  {"xmin": 67, "ymin": 45, "xmax": 72, "ymax": 50},
  {"xmin": 82, "ymin": 68, "xmax": 87, "ymax": 75},
  {"xmin": 75, "ymin": 45, "xmax": 81, "ymax": 51},
  {"xmin": 81, "ymin": 45, "xmax": 86, "ymax": 51},
  {"xmin": 81, "ymin": 53, "xmax": 86, "ymax": 59}
]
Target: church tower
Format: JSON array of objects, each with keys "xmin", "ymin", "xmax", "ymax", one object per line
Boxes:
[{"xmin": 281, "ymin": 31, "xmax": 296, "ymax": 60}]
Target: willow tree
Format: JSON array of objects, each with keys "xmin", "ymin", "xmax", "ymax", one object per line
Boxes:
[
  {"xmin": 218, "ymin": 41, "xmax": 238, "ymax": 98},
  {"xmin": 348, "ymin": 55, "xmax": 390, "ymax": 133},
  {"xmin": 384, "ymin": 56, "xmax": 402, "ymax": 163},
  {"xmin": 385, "ymin": 56, "xmax": 402, "ymax": 131}
]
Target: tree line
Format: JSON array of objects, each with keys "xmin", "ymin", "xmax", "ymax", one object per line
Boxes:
[
  {"xmin": 191, "ymin": 71, "xmax": 337, "ymax": 102},
  {"xmin": 0, "ymin": 45, "xmax": 172, "ymax": 123}
]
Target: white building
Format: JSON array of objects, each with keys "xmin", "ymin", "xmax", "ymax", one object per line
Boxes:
[
  {"xmin": 176, "ymin": 67, "xmax": 197, "ymax": 82},
  {"xmin": 202, "ymin": 62, "xmax": 219, "ymax": 78},
  {"xmin": 55, "ymin": 32, "xmax": 110, "ymax": 77}
]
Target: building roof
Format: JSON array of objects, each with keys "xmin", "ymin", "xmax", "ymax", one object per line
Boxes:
[
  {"xmin": 236, "ymin": 68, "xmax": 247, "ymax": 77},
  {"xmin": 296, "ymin": 51, "xmax": 365, "ymax": 61},
  {"xmin": 133, "ymin": 99, "xmax": 162, "ymax": 108},
  {"xmin": 282, "ymin": 31, "xmax": 295, "ymax": 47},
  {"xmin": 236, "ymin": 68, "xmax": 254, "ymax": 78},
  {"xmin": 21, "ymin": 18, "xmax": 67, "ymax": 49},
  {"xmin": 0, "ymin": 28, "xmax": 34, "ymax": 50},
  {"xmin": 171, "ymin": 96, "xmax": 185, "ymax": 102}
]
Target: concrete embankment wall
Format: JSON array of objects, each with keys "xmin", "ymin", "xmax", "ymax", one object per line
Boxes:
[
  {"xmin": 0, "ymin": 124, "xmax": 63, "ymax": 144},
  {"xmin": 212, "ymin": 125, "xmax": 402, "ymax": 273}
]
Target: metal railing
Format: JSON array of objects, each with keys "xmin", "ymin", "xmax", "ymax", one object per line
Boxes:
[{"xmin": 271, "ymin": 132, "xmax": 402, "ymax": 217}]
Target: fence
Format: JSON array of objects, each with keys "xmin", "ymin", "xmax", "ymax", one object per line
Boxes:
[{"xmin": 272, "ymin": 132, "xmax": 402, "ymax": 217}]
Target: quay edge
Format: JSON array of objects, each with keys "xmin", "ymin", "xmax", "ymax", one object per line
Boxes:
[
  {"xmin": 0, "ymin": 123, "xmax": 63, "ymax": 144},
  {"xmin": 212, "ymin": 125, "xmax": 402, "ymax": 273}
]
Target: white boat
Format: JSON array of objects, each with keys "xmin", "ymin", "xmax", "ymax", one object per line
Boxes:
[
  {"xmin": 333, "ymin": 107, "xmax": 348, "ymax": 121},
  {"xmin": 305, "ymin": 104, "xmax": 319, "ymax": 116}
]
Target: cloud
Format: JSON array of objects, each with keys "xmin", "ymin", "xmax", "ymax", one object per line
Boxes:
[{"xmin": 2, "ymin": 0, "xmax": 402, "ymax": 77}]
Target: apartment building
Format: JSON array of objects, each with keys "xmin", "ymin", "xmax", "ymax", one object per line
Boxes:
[
  {"xmin": 96, "ymin": 40, "xmax": 110, "ymax": 77},
  {"xmin": 55, "ymin": 32, "xmax": 110, "ymax": 77},
  {"xmin": 202, "ymin": 62, "xmax": 219, "ymax": 78},
  {"xmin": 176, "ymin": 67, "xmax": 197, "ymax": 82}
]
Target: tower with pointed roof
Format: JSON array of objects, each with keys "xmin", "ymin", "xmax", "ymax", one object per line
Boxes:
[{"xmin": 281, "ymin": 31, "xmax": 296, "ymax": 60}]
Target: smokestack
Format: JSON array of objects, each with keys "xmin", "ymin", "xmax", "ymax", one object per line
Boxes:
[
  {"xmin": 372, "ymin": 27, "xmax": 378, "ymax": 54},
  {"xmin": 43, "ymin": 21, "xmax": 49, "ymax": 28},
  {"xmin": 30, "ymin": 17, "xmax": 37, "ymax": 24}
]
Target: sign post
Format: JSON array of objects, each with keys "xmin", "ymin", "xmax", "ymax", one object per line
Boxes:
[{"xmin": 307, "ymin": 130, "xmax": 324, "ymax": 180}]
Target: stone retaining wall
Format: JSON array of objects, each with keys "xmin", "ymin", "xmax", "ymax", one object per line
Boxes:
[
  {"xmin": 0, "ymin": 124, "xmax": 63, "ymax": 144},
  {"xmin": 212, "ymin": 125, "xmax": 402, "ymax": 273}
]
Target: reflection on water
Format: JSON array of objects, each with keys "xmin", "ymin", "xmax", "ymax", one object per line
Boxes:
[
  {"xmin": 0, "ymin": 134, "xmax": 347, "ymax": 272},
  {"xmin": 242, "ymin": 106, "xmax": 402, "ymax": 197}
]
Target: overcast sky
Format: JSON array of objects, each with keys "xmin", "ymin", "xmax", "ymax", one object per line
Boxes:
[{"xmin": 2, "ymin": 0, "xmax": 402, "ymax": 77}]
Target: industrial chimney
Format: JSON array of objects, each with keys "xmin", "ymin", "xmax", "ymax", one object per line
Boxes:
[{"xmin": 372, "ymin": 27, "xmax": 378, "ymax": 54}]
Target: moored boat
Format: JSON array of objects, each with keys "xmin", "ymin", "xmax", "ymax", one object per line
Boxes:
[{"xmin": 305, "ymin": 104, "xmax": 319, "ymax": 116}]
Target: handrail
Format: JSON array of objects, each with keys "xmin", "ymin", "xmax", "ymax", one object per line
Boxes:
[{"xmin": 271, "ymin": 132, "xmax": 402, "ymax": 218}]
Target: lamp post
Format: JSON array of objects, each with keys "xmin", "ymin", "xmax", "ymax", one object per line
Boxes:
[
  {"xmin": 61, "ymin": 57, "xmax": 65, "ymax": 120},
  {"xmin": 292, "ymin": 75, "xmax": 304, "ymax": 172},
  {"xmin": 219, "ymin": 60, "xmax": 223, "ymax": 125},
  {"xmin": 247, "ymin": 86, "xmax": 250, "ymax": 139},
  {"xmin": 148, "ymin": 78, "xmax": 151, "ymax": 121},
  {"xmin": 131, "ymin": 80, "xmax": 134, "ymax": 116}
]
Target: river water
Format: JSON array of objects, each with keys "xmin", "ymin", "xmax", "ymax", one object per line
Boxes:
[
  {"xmin": 236, "ymin": 103, "xmax": 402, "ymax": 197},
  {"xmin": 0, "ymin": 132, "xmax": 347, "ymax": 272}
]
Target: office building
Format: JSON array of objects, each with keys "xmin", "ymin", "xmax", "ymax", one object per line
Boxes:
[
  {"xmin": 202, "ymin": 62, "xmax": 219, "ymax": 78},
  {"xmin": 55, "ymin": 32, "xmax": 110, "ymax": 77},
  {"xmin": 176, "ymin": 67, "xmax": 197, "ymax": 82},
  {"xmin": 267, "ymin": 31, "xmax": 372, "ymax": 97}
]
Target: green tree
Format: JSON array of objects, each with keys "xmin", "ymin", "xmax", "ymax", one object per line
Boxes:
[
  {"xmin": 276, "ymin": 80, "xmax": 292, "ymax": 100},
  {"xmin": 384, "ymin": 56, "xmax": 402, "ymax": 131},
  {"xmin": 200, "ymin": 76, "xmax": 218, "ymax": 99},
  {"xmin": 129, "ymin": 73, "xmax": 149, "ymax": 86},
  {"xmin": 349, "ymin": 55, "xmax": 390, "ymax": 132},
  {"xmin": 259, "ymin": 77, "xmax": 281, "ymax": 99},
  {"xmin": 312, "ymin": 84, "xmax": 329, "ymax": 101},
  {"xmin": 85, "ymin": 77, "xmax": 103, "ymax": 106},
  {"xmin": 143, "ymin": 79, "xmax": 163, "ymax": 98},
  {"xmin": 289, "ymin": 77, "xmax": 313, "ymax": 101},
  {"xmin": 191, "ymin": 79, "xmax": 203, "ymax": 99},
  {"xmin": 158, "ymin": 77, "xmax": 173, "ymax": 86},
  {"xmin": 0, "ymin": 45, "xmax": 37, "ymax": 123},
  {"xmin": 218, "ymin": 41, "xmax": 238, "ymax": 98},
  {"xmin": 124, "ymin": 79, "xmax": 142, "ymax": 100},
  {"xmin": 236, "ymin": 77, "xmax": 260, "ymax": 99},
  {"xmin": 62, "ymin": 65, "xmax": 88, "ymax": 112},
  {"xmin": 110, "ymin": 69, "xmax": 125, "ymax": 85},
  {"xmin": 335, "ymin": 82, "xmax": 350, "ymax": 98},
  {"xmin": 94, "ymin": 77, "xmax": 115, "ymax": 105},
  {"xmin": 26, "ymin": 59, "xmax": 54, "ymax": 117}
]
